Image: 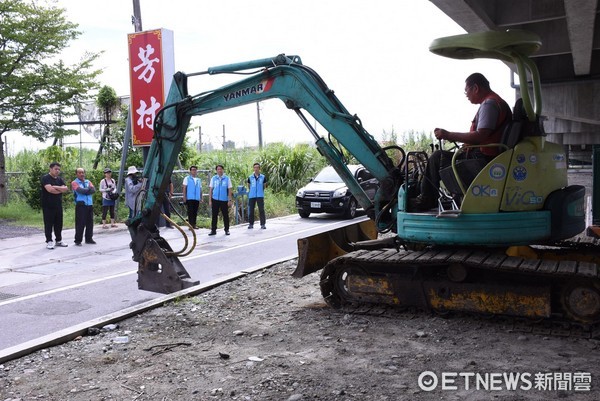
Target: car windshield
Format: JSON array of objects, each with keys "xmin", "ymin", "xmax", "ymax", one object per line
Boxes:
[{"xmin": 313, "ymin": 166, "xmax": 358, "ymax": 183}]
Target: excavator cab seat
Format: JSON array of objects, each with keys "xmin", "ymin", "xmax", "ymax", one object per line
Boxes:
[{"xmin": 439, "ymin": 98, "xmax": 527, "ymax": 196}]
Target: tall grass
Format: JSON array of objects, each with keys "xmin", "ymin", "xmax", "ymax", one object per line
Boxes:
[{"xmin": 3, "ymin": 142, "xmax": 324, "ymax": 228}]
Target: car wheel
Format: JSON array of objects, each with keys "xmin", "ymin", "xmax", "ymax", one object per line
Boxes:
[
  {"xmin": 343, "ymin": 197, "xmax": 357, "ymax": 219},
  {"xmin": 299, "ymin": 211, "xmax": 311, "ymax": 218}
]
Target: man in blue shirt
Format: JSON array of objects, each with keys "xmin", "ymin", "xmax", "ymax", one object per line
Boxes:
[
  {"xmin": 208, "ymin": 164, "xmax": 233, "ymax": 235},
  {"xmin": 182, "ymin": 165, "xmax": 202, "ymax": 229},
  {"xmin": 71, "ymin": 168, "xmax": 96, "ymax": 246},
  {"xmin": 247, "ymin": 163, "xmax": 268, "ymax": 229}
]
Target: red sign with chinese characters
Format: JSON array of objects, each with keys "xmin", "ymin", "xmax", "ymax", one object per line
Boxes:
[{"xmin": 127, "ymin": 29, "xmax": 174, "ymax": 146}]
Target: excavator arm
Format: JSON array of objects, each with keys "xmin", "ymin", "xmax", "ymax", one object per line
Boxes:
[{"xmin": 129, "ymin": 54, "xmax": 403, "ymax": 293}]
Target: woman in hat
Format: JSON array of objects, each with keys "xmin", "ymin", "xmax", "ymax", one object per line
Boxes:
[
  {"xmin": 125, "ymin": 166, "xmax": 143, "ymax": 219},
  {"xmin": 99, "ymin": 168, "xmax": 118, "ymax": 228}
]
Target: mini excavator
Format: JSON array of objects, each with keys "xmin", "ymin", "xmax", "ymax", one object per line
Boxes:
[{"xmin": 127, "ymin": 30, "xmax": 600, "ymax": 333}]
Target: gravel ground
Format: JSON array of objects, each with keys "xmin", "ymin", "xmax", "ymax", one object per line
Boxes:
[
  {"xmin": 0, "ymin": 219, "xmax": 42, "ymax": 240},
  {"xmin": 0, "ymin": 170, "xmax": 597, "ymax": 400},
  {"xmin": 1, "ymin": 260, "xmax": 600, "ymax": 401}
]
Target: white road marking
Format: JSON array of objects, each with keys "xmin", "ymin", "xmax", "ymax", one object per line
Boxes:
[{"xmin": 0, "ymin": 219, "xmax": 359, "ymax": 307}]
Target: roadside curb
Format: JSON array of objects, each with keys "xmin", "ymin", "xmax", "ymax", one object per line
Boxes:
[{"xmin": 0, "ymin": 255, "xmax": 295, "ymax": 364}]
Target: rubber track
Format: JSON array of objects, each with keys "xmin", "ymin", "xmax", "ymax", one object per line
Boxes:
[
  {"xmin": 335, "ymin": 245, "xmax": 600, "ymax": 280},
  {"xmin": 329, "ymin": 243, "xmax": 600, "ymax": 338}
]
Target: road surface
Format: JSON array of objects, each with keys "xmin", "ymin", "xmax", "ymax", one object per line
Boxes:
[{"xmin": 0, "ymin": 214, "xmax": 366, "ymax": 362}]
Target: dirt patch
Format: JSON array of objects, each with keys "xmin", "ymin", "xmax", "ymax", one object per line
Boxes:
[
  {"xmin": 1, "ymin": 260, "xmax": 599, "ymax": 400},
  {"xmin": 0, "ymin": 219, "xmax": 42, "ymax": 240}
]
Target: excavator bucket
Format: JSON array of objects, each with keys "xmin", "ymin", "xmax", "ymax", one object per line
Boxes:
[{"xmin": 293, "ymin": 219, "xmax": 378, "ymax": 278}]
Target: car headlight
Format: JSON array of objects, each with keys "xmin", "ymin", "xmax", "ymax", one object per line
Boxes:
[
  {"xmin": 296, "ymin": 189, "xmax": 305, "ymax": 197},
  {"xmin": 333, "ymin": 188, "xmax": 347, "ymax": 197}
]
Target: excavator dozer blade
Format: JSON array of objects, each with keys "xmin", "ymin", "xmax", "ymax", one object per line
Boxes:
[{"xmin": 293, "ymin": 219, "xmax": 378, "ymax": 278}]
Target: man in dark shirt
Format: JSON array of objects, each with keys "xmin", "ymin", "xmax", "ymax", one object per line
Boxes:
[{"xmin": 41, "ymin": 162, "xmax": 70, "ymax": 249}]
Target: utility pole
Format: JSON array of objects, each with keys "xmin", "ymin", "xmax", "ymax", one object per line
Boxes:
[
  {"xmin": 222, "ymin": 124, "xmax": 226, "ymax": 149},
  {"xmin": 256, "ymin": 102, "xmax": 263, "ymax": 149},
  {"xmin": 198, "ymin": 126, "xmax": 202, "ymax": 152},
  {"xmin": 131, "ymin": 0, "xmax": 149, "ymax": 165},
  {"xmin": 116, "ymin": 1, "xmax": 143, "ymax": 217},
  {"xmin": 132, "ymin": 0, "xmax": 143, "ymax": 32}
]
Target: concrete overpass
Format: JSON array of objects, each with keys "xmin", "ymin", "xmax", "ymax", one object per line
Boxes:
[{"xmin": 430, "ymin": 0, "xmax": 600, "ymax": 163}]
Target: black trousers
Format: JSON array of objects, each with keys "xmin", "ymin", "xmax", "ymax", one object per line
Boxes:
[
  {"xmin": 102, "ymin": 205, "xmax": 115, "ymax": 220},
  {"xmin": 211, "ymin": 199, "xmax": 229, "ymax": 232},
  {"xmin": 162, "ymin": 196, "xmax": 172, "ymax": 227},
  {"xmin": 248, "ymin": 197, "xmax": 265, "ymax": 226},
  {"xmin": 420, "ymin": 149, "xmax": 491, "ymax": 200},
  {"xmin": 186, "ymin": 200, "xmax": 199, "ymax": 227},
  {"xmin": 420, "ymin": 150, "xmax": 454, "ymax": 200},
  {"xmin": 42, "ymin": 206, "xmax": 63, "ymax": 242},
  {"xmin": 75, "ymin": 204, "xmax": 94, "ymax": 243}
]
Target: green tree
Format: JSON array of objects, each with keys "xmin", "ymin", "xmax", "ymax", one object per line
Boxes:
[
  {"xmin": 24, "ymin": 160, "xmax": 46, "ymax": 211},
  {"xmin": 0, "ymin": 0, "xmax": 101, "ymax": 205},
  {"xmin": 93, "ymin": 85, "xmax": 120, "ymax": 169}
]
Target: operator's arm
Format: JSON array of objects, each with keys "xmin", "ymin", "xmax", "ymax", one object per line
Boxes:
[
  {"xmin": 182, "ymin": 179, "xmax": 188, "ymax": 203},
  {"xmin": 434, "ymin": 127, "xmax": 493, "ymax": 145},
  {"xmin": 434, "ymin": 99, "xmax": 500, "ymax": 145}
]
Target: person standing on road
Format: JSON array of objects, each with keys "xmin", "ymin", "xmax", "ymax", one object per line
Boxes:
[
  {"xmin": 41, "ymin": 162, "xmax": 70, "ymax": 249},
  {"xmin": 182, "ymin": 165, "xmax": 202, "ymax": 229},
  {"xmin": 208, "ymin": 164, "xmax": 232, "ymax": 236},
  {"xmin": 71, "ymin": 168, "xmax": 96, "ymax": 246},
  {"xmin": 125, "ymin": 166, "xmax": 143, "ymax": 219},
  {"xmin": 99, "ymin": 168, "xmax": 118, "ymax": 229},
  {"xmin": 247, "ymin": 163, "xmax": 268, "ymax": 229}
]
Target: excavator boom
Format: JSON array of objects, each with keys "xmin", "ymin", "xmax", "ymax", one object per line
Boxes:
[{"xmin": 128, "ymin": 54, "xmax": 401, "ymax": 293}]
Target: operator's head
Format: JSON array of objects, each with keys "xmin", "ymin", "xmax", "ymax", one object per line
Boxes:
[
  {"xmin": 253, "ymin": 163, "xmax": 261, "ymax": 173},
  {"xmin": 464, "ymin": 73, "xmax": 491, "ymax": 104},
  {"xmin": 76, "ymin": 168, "xmax": 85, "ymax": 179},
  {"xmin": 215, "ymin": 164, "xmax": 224, "ymax": 176},
  {"xmin": 190, "ymin": 165, "xmax": 198, "ymax": 176}
]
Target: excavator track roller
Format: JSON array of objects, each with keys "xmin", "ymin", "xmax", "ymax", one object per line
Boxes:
[
  {"xmin": 315, "ymin": 244, "xmax": 600, "ymax": 335},
  {"xmin": 561, "ymin": 280, "xmax": 600, "ymax": 323}
]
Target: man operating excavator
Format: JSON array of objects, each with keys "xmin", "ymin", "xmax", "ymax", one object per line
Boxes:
[{"xmin": 412, "ymin": 72, "xmax": 512, "ymax": 211}]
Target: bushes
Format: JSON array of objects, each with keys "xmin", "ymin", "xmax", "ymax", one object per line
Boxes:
[
  {"xmin": 188, "ymin": 143, "xmax": 325, "ymax": 195},
  {"xmin": 10, "ymin": 142, "xmax": 331, "ymax": 227},
  {"xmin": 258, "ymin": 143, "xmax": 325, "ymax": 193},
  {"xmin": 24, "ymin": 161, "xmax": 46, "ymax": 211}
]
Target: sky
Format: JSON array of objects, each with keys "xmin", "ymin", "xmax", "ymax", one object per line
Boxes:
[{"xmin": 4, "ymin": 0, "xmax": 517, "ymax": 154}]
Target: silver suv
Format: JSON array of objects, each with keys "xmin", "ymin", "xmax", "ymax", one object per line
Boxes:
[{"xmin": 295, "ymin": 165, "xmax": 378, "ymax": 219}]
